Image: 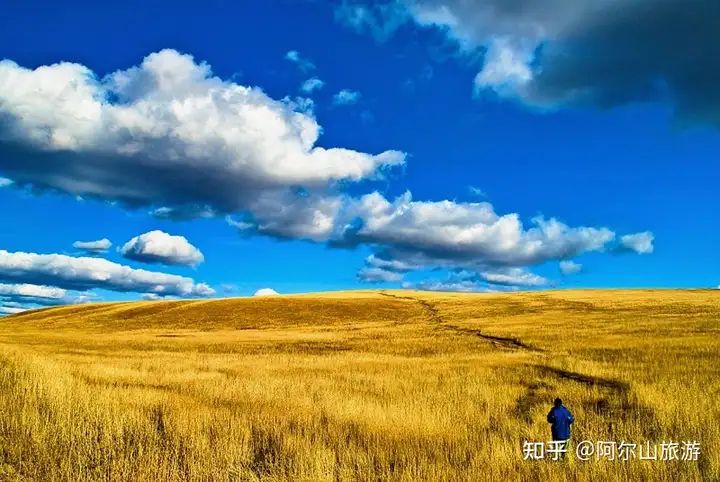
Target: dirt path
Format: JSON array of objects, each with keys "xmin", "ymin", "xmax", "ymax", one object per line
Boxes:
[
  {"xmin": 537, "ymin": 365, "xmax": 629, "ymax": 392},
  {"xmin": 377, "ymin": 291, "xmax": 542, "ymax": 352},
  {"xmin": 376, "ymin": 291, "xmax": 661, "ymax": 434}
]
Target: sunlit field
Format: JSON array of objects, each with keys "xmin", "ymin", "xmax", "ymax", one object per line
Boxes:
[{"xmin": 0, "ymin": 290, "xmax": 717, "ymax": 481}]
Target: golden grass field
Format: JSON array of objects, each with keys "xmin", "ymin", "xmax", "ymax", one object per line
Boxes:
[{"xmin": 0, "ymin": 289, "xmax": 718, "ymax": 481}]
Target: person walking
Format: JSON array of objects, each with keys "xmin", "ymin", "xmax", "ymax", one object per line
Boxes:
[{"xmin": 547, "ymin": 397, "xmax": 574, "ymax": 457}]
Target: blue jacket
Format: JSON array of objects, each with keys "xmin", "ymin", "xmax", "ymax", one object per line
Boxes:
[{"xmin": 547, "ymin": 405, "xmax": 574, "ymax": 440}]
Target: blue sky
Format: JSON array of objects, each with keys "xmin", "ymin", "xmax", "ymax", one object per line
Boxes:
[{"xmin": 0, "ymin": 1, "xmax": 718, "ymax": 311}]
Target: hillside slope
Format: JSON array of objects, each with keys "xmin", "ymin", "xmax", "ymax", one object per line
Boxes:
[{"xmin": 0, "ymin": 289, "xmax": 718, "ymax": 481}]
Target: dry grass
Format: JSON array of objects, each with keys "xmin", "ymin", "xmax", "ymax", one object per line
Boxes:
[{"xmin": 0, "ymin": 289, "xmax": 718, "ymax": 481}]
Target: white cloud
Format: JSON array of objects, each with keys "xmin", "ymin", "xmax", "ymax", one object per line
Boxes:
[
  {"xmin": 120, "ymin": 230, "xmax": 204, "ymax": 267},
  {"xmin": 0, "ymin": 282, "xmax": 94, "ymax": 311},
  {"xmin": 365, "ymin": 254, "xmax": 417, "ymax": 272},
  {"xmin": 0, "ymin": 177, "xmax": 13, "ymax": 187},
  {"xmin": 342, "ymin": 191, "xmax": 615, "ymax": 268},
  {"xmin": 0, "ymin": 282, "xmax": 76, "ymax": 308},
  {"xmin": 0, "ymin": 306, "xmax": 25, "ymax": 315},
  {"xmin": 559, "ymin": 260, "xmax": 583, "ymax": 275},
  {"xmin": 283, "ymin": 95, "xmax": 315, "ymax": 115},
  {"xmin": 301, "ymin": 77, "xmax": 325, "ymax": 94},
  {"xmin": 333, "ymin": 89, "xmax": 361, "ymax": 105},
  {"xmin": 244, "ymin": 190, "xmax": 345, "ymax": 241},
  {"xmin": 0, "ymin": 50, "xmax": 404, "ymax": 229},
  {"xmin": 403, "ymin": 279, "xmax": 490, "ymax": 293},
  {"xmin": 285, "ymin": 50, "xmax": 316, "ymax": 72},
  {"xmin": 357, "ymin": 267, "xmax": 403, "ymax": 283},
  {"xmin": 0, "ymin": 49, "xmax": 652, "ymax": 285},
  {"xmin": 0, "ymin": 282, "xmax": 66, "ymax": 300},
  {"xmin": 254, "ymin": 288, "xmax": 279, "ymax": 296},
  {"xmin": 334, "ymin": 1, "xmax": 410, "ymax": 42},
  {"xmin": 0, "ymin": 249, "xmax": 213, "ymax": 297},
  {"xmin": 347, "ymin": 192, "xmax": 631, "ymax": 287},
  {"xmin": 474, "ymin": 38, "xmax": 533, "ymax": 94},
  {"xmin": 73, "ymin": 238, "xmax": 112, "ymax": 254},
  {"xmin": 479, "ymin": 268, "xmax": 548, "ymax": 286},
  {"xmin": 227, "ymin": 190, "xmax": 347, "ymax": 242},
  {"xmin": 141, "ymin": 293, "xmax": 163, "ymax": 301},
  {"xmin": 620, "ymin": 231, "xmax": 654, "ymax": 254}
]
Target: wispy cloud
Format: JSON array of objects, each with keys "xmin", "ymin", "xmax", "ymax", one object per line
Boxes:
[
  {"xmin": 285, "ymin": 50, "xmax": 315, "ymax": 72},
  {"xmin": 333, "ymin": 89, "xmax": 361, "ymax": 106},
  {"xmin": 300, "ymin": 77, "xmax": 325, "ymax": 94},
  {"xmin": 468, "ymin": 186, "xmax": 486, "ymax": 198}
]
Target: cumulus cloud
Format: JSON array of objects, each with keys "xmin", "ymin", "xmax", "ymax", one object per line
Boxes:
[
  {"xmin": 408, "ymin": 280, "xmax": 483, "ymax": 292},
  {"xmin": 337, "ymin": 0, "xmax": 720, "ymax": 125},
  {"xmin": 301, "ymin": 77, "xmax": 325, "ymax": 94},
  {"xmin": 0, "ymin": 282, "xmax": 95, "ymax": 316},
  {"xmin": 0, "ymin": 49, "xmax": 651, "ymax": 289},
  {"xmin": 619, "ymin": 231, "xmax": 655, "ymax": 254},
  {"xmin": 0, "ymin": 306, "xmax": 25, "ymax": 315},
  {"xmin": 403, "ymin": 269, "xmax": 538, "ymax": 292},
  {"xmin": 120, "ymin": 230, "xmax": 204, "ymax": 267},
  {"xmin": 365, "ymin": 253, "xmax": 418, "ymax": 272},
  {"xmin": 0, "ymin": 49, "xmax": 405, "ymax": 236},
  {"xmin": 478, "ymin": 268, "xmax": 548, "ymax": 287},
  {"xmin": 73, "ymin": 238, "xmax": 112, "ymax": 254},
  {"xmin": 0, "ymin": 177, "xmax": 13, "ymax": 187},
  {"xmin": 333, "ymin": 89, "xmax": 362, "ymax": 106},
  {"xmin": 341, "ymin": 191, "xmax": 615, "ymax": 268},
  {"xmin": 140, "ymin": 293, "xmax": 159, "ymax": 301},
  {"xmin": 227, "ymin": 190, "xmax": 347, "ymax": 241},
  {"xmin": 403, "ymin": 277, "xmax": 495, "ymax": 293},
  {"xmin": 254, "ymin": 288, "xmax": 279, "ymax": 296},
  {"xmin": 0, "ymin": 282, "xmax": 72, "ymax": 306},
  {"xmin": 242, "ymin": 190, "xmax": 345, "ymax": 241},
  {"xmin": 347, "ymin": 192, "xmax": 636, "ymax": 288},
  {"xmin": 357, "ymin": 267, "xmax": 403, "ymax": 283},
  {"xmin": 0, "ymin": 283, "xmax": 65, "ymax": 300},
  {"xmin": 559, "ymin": 260, "xmax": 583, "ymax": 275},
  {"xmin": 283, "ymin": 95, "xmax": 316, "ymax": 115},
  {"xmin": 0, "ymin": 249, "xmax": 213, "ymax": 297},
  {"xmin": 285, "ymin": 50, "xmax": 316, "ymax": 73}
]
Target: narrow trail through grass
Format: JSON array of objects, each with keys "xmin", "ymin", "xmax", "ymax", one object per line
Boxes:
[
  {"xmin": 378, "ymin": 291, "xmax": 542, "ymax": 351},
  {"xmin": 379, "ymin": 290, "xmax": 667, "ymax": 445}
]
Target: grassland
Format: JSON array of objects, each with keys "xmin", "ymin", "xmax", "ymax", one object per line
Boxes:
[{"xmin": 0, "ymin": 289, "xmax": 718, "ymax": 481}]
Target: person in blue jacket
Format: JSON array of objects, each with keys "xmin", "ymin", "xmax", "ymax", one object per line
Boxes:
[{"xmin": 547, "ymin": 397, "xmax": 574, "ymax": 442}]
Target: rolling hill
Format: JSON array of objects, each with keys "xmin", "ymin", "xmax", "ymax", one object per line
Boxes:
[{"xmin": 0, "ymin": 289, "xmax": 718, "ymax": 481}]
